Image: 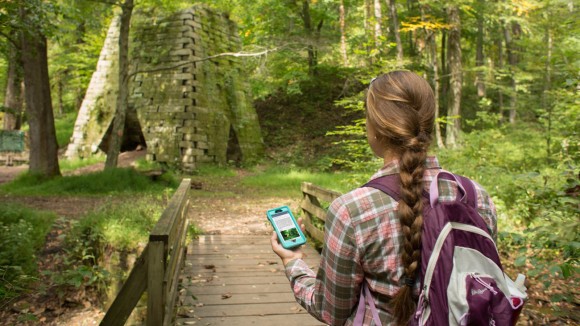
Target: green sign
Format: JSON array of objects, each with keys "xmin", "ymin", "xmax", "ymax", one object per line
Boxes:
[{"xmin": 0, "ymin": 130, "xmax": 25, "ymax": 152}]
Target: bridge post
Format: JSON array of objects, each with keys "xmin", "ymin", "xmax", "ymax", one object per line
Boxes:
[{"xmin": 147, "ymin": 240, "xmax": 166, "ymax": 325}]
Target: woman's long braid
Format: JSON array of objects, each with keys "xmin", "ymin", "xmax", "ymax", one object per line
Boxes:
[
  {"xmin": 390, "ymin": 134, "xmax": 430, "ymax": 325},
  {"xmin": 366, "ymin": 71, "xmax": 435, "ymax": 325}
]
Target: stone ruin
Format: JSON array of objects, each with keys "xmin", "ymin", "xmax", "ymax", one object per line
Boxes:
[{"xmin": 65, "ymin": 5, "xmax": 264, "ymax": 171}]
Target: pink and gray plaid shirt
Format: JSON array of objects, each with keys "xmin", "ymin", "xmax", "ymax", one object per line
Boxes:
[{"xmin": 285, "ymin": 156, "xmax": 497, "ymax": 325}]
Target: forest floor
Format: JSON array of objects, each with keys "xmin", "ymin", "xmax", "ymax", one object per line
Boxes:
[{"xmin": 0, "ymin": 151, "xmax": 578, "ymax": 325}]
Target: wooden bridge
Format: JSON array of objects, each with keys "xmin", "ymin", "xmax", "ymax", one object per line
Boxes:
[{"xmin": 100, "ymin": 179, "xmax": 341, "ymax": 326}]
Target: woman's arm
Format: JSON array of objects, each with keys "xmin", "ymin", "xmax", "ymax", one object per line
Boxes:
[{"xmin": 272, "ymin": 197, "xmax": 364, "ymax": 325}]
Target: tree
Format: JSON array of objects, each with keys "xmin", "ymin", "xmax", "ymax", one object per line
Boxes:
[
  {"xmin": 19, "ymin": 1, "xmax": 60, "ymax": 177},
  {"xmin": 387, "ymin": 0, "xmax": 403, "ymax": 64},
  {"xmin": 475, "ymin": 0, "xmax": 486, "ymax": 98},
  {"xmin": 339, "ymin": 0, "xmax": 348, "ymax": 66},
  {"xmin": 373, "ymin": 0, "xmax": 383, "ymax": 45},
  {"xmin": 445, "ymin": 5, "xmax": 462, "ymax": 148},
  {"xmin": 3, "ymin": 40, "xmax": 23, "ymax": 130},
  {"xmin": 502, "ymin": 19, "xmax": 521, "ymax": 124}
]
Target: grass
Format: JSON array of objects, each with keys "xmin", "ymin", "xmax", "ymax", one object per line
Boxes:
[
  {"xmin": 0, "ymin": 168, "xmax": 179, "ymax": 196},
  {"xmin": 193, "ymin": 164, "xmax": 237, "ymax": 177},
  {"xmin": 241, "ymin": 165, "xmax": 353, "ymax": 197},
  {"xmin": 59, "ymin": 155, "xmax": 106, "ymax": 172},
  {"xmin": 0, "ymin": 203, "xmax": 57, "ymax": 301},
  {"xmin": 68, "ymin": 195, "xmax": 164, "ymax": 251}
]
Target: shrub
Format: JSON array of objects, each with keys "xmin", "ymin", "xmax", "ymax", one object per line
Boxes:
[{"xmin": 0, "ymin": 204, "xmax": 56, "ymax": 301}]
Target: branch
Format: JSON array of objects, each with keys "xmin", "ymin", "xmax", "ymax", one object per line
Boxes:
[
  {"xmin": 0, "ymin": 30, "xmax": 19, "ymax": 48},
  {"xmin": 129, "ymin": 47, "xmax": 280, "ymax": 78}
]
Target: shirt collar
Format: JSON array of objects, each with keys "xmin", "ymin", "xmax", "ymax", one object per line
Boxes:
[{"xmin": 369, "ymin": 156, "xmax": 441, "ymax": 181}]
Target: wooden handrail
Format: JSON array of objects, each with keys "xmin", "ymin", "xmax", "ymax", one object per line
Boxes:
[
  {"xmin": 300, "ymin": 182, "xmax": 342, "ymax": 243},
  {"xmin": 100, "ymin": 178, "xmax": 191, "ymax": 326}
]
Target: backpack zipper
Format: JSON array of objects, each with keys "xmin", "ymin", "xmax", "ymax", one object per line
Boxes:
[{"xmin": 471, "ymin": 273, "xmax": 498, "ymax": 295}]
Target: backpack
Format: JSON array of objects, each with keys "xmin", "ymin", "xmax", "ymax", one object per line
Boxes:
[{"xmin": 354, "ymin": 171, "xmax": 527, "ymax": 326}]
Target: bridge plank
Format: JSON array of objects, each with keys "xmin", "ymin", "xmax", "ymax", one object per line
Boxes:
[
  {"xmin": 179, "ymin": 292, "xmax": 297, "ymax": 306},
  {"xmin": 176, "ymin": 314, "xmax": 325, "ymax": 326},
  {"xmin": 176, "ymin": 235, "xmax": 323, "ymax": 325}
]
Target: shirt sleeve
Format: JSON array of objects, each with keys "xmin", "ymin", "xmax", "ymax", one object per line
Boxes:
[{"xmin": 284, "ymin": 196, "xmax": 364, "ymax": 325}]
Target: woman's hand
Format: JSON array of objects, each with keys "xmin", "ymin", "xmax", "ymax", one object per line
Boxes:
[{"xmin": 270, "ymin": 218, "xmax": 307, "ymax": 266}]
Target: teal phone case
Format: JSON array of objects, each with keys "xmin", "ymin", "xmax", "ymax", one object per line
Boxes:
[{"xmin": 266, "ymin": 206, "xmax": 307, "ymax": 249}]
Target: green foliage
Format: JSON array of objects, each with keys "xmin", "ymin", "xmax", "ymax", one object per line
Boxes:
[
  {"xmin": 54, "ymin": 111, "xmax": 77, "ymax": 148},
  {"xmin": 0, "ymin": 168, "xmax": 178, "ymax": 196},
  {"xmin": 0, "ymin": 204, "xmax": 56, "ymax": 301}
]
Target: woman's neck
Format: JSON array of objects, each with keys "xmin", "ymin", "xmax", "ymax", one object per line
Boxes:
[{"xmin": 383, "ymin": 152, "xmax": 399, "ymax": 167}]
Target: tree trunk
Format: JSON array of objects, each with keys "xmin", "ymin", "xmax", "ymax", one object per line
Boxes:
[
  {"xmin": 3, "ymin": 43, "xmax": 24, "ymax": 130},
  {"xmin": 475, "ymin": 0, "xmax": 486, "ymax": 97},
  {"xmin": 496, "ymin": 37, "xmax": 504, "ymax": 117},
  {"xmin": 502, "ymin": 20, "xmax": 520, "ymax": 124},
  {"xmin": 374, "ymin": 0, "xmax": 383, "ymax": 44},
  {"xmin": 105, "ymin": 0, "xmax": 133, "ymax": 169},
  {"xmin": 339, "ymin": 0, "xmax": 348, "ymax": 66},
  {"xmin": 432, "ymin": 35, "xmax": 444, "ymax": 149},
  {"xmin": 445, "ymin": 6, "xmax": 462, "ymax": 148},
  {"xmin": 364, "ymin": 0, "xmax": 373, "ymax": 65},
  {"xmin": 543, "ymin": 26, "xmax": 553, "ymax": 159},
  {"xmin": 388, "ymin": 0, "xmax": 404, "ymax": 64},
  {"xmin": 421, "ymin": 4, "xmax": 444, "ymax": 149},
  {"xmin": 57, "ymin": 77, "xmax": 64, "ymax": 116},
  {"xmin": 440, "ymin": 30, "xmax": 448, "ymax": 97},
  {"xmin": 20, "ymin": 8, "xmax": 61, "ymax": 177},
  {"xmin": 300, "ymin": 0, "xmax": 319, "ymax": 76}
]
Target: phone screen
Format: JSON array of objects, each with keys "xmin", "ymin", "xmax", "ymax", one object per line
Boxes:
[{"xmin": 272, "ymin": 212, "xmax": 301, "ymax": 241}]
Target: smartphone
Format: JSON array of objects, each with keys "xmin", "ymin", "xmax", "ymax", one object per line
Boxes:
[{"xmin": 266, "ymin": 206, "xmax": 307, "ymax": 249}]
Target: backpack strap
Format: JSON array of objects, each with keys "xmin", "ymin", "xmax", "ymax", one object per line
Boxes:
[
  {"xmin": 456, "ymin": 175, "xmax": 478, "ymax": 209},
  {"xmin": 354, "ymin": 282, "xmax": 382, "ymax": 326},
  {"xmin": 429, "ymin": 171, "xmax": 478, "ymax": 208}
]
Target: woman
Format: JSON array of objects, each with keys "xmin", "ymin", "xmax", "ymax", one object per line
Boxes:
[{"xmin": 271, "ymin": 71, "xmax": 497, "ymax": 325}]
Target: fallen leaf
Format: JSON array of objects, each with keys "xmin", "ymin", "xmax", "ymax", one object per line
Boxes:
[{"xmin": 221, "ymin": 293, "xmax": 232, "ymax": 299}]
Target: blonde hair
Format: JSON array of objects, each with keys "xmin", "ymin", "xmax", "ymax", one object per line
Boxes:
[{"xmin": 366, "ymin": 71, "xmax": 435, "ymax": 325}]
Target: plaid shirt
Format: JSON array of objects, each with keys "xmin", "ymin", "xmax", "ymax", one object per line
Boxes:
[{"xmin": 285, "ymin": 156, "xmax": 497, "ymax": 325}]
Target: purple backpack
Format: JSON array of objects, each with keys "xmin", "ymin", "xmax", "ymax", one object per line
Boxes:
[{"xmin": 355, "ymin": 171, "xmax": 526, "ymax": 326}]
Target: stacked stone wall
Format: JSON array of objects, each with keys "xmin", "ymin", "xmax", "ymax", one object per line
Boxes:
[
  {"xmin": 66, "ymin": 5, "xmax": 263, "ymax": 170},
  {"xmin": 65, "ymin": 17, "xmax": 120, "ymax": 158}
]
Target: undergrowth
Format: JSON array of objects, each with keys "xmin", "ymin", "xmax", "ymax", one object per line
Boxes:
[{"xmin": 0, "ymin": 204, "xmax": 57, "ymax": 303}]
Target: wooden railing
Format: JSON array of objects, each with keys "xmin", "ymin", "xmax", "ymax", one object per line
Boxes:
[
  {"xmin": 300, "ymin": 182, "xmax": 342, "ymax": 243},
  {"xmin": 100, "ymin": 178, "xmax": 191, "ymax": 326}
]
